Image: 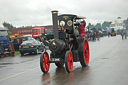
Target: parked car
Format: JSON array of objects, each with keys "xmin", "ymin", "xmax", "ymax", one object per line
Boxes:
[
  {"xmin": 19, "ymin": 39, "xmax": 44, "ymax": 55},
  {"xmin": 11, "ymin": 36, "xmax": 34, "ymax": 51}
]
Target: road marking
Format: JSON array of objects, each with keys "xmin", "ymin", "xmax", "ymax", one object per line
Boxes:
[{"xmin": 0, "ymin": 66, "xmax": 39, "ymax": 81}]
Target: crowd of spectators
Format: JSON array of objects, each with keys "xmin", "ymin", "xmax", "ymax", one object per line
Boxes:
[{"xmin": 84, "ymin": 31, "xmax": 101, "ymax": 41}]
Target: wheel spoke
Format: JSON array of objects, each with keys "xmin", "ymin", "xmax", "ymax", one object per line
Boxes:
[
  {"xmin": 43, "ymin": 63, "xmax": 46, "ymax": 71},
  {"xmin": 46, "ymin": 64, "xmax": 48, "ymax": 71}
]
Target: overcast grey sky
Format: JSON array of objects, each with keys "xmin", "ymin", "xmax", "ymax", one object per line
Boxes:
[{"xmin": 0, "ymin": 0, "xmax": 128, "ymax": 27}]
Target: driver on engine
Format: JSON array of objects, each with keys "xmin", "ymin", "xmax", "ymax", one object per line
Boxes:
[{"xmin": 78, "ymin": 20, "xmax": 86, "ymax": 39}]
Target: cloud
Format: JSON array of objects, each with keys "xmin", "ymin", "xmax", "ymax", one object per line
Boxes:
[{"xmin": 0, "ymin": 0, "xmax": 128, "ymax": 27}]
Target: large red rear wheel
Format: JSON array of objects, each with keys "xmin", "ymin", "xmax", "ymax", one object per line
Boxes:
[
  {"xmin": 65, "ymin": 51, "xmax": 73, "ymax": 73},
  {"xmin": 79, "ymin": 39, "xmax": 90, "ymax": 67},
  {"xmin": 40, "ymin": 52, "xmax": 50, "ymax": 73}
]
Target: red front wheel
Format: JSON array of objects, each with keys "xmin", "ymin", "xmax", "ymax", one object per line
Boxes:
[
  {"xmin": 40, "ymin": 52, "xmax": 50, "ymax": 73},
  {"xmin": 65, "ymin": 51, "xmax": 73, "ymax": 73}
]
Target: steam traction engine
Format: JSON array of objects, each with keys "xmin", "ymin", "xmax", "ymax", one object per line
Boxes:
[{"xmin": 40, "ymin": 11, "xmax": 90, "ymax": 73}]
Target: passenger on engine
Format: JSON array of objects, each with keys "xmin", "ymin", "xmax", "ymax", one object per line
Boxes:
[{"xmin": 78, "ymin": 20, "xmax": 86, "ymax": 39}]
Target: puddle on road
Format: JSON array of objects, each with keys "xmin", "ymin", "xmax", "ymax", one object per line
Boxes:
[
  {"xmin": 0, "ymin": 63, "xmax": 14, "ymax": 65},
  {"xmin": 102, "ymin": 57, "xmax": 109, "ymax": 59},
  {"xmin": 0, "ymin": 59, "xmax": 35, "ymax": 65},
  {"xmin": 0, "ymin": 66, "xmax": 7, "ymax": 68}
]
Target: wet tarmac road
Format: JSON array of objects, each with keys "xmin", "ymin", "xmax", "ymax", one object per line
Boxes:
[{"xmin": 0, "ymin": 35, "xmax": 128, "ymax": 85}]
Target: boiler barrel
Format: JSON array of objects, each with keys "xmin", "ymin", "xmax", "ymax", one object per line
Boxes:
[{"xmin": 49, "ymin": 39, "xmax": 65, "ymax": 53}]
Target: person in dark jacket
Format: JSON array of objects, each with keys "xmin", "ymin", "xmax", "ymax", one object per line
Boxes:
[
  {"xmin": 108, "ymin": 32, "xmax": 110, "ymax": 37},
  {"xmin": 92, "ymin": 32, "xmax": 96, "ymax": 41}
]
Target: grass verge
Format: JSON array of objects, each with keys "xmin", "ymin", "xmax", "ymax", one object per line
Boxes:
[{"xmin": 15, "ymin": 51, "xmax": 20, "ymax": 55}]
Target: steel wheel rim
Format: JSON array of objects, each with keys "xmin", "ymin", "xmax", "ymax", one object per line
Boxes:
[
  {"xmin": 68, "ymin": 52, "xmax": 73, "ymax": 71},
  {"xmin": 83, "ymin": 40, "xmax": 89, "ymax": 65},
  {"xmin": 43, "ymin": 53, "xmax": 50, "ymax": 71}
]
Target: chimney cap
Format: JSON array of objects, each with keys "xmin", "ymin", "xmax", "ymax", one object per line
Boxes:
[{"xmin": 51, "ymin": 10, "xmax": 58, "ymax": 14}]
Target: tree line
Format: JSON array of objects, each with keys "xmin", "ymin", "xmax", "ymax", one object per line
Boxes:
[
  {"xmin": 87, "ymin": 18, "xmax": 128, "ymax": 31},
  {"xmin": 87, "ymin": 21, "xmax": 112, "ymax": 30},
  {"xmin": 2, "ymin": 22, "xmax": 34, "ymax": 35}
]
